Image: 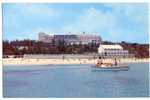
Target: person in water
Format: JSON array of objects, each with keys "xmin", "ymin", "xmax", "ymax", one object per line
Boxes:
[
  {"xmin": 97, "ymin": 57, "xmax": 103, "ymax": 67},
  {"xmin": 97, "ymin": 57, "xmax": 114, "ymax": 67},
  {"xmin": 114, "ymin": 58, "xmax": 117, "ymax": 66}
]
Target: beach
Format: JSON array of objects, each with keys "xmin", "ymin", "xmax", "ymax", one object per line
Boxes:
[{"xmin": 2, "ymin": 58, "xmax": 150, "ymax": 66}]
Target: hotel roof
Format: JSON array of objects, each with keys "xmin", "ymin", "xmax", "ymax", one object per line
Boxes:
[{"xmin": 100, "ymin": 44, "xmax": 123, "ymax": 50}]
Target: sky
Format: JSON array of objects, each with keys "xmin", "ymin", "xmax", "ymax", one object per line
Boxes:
[{"xmin": 2, "ymin": 3, "xmax": 149, "ymax": 43}]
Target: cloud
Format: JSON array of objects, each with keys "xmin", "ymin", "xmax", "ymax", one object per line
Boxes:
[
  {"xmin": 61, "ymin": 3, "xmax": 148, "ymax": 43},
  {"xmin": 3, "ymin": 3, "xmax": 148, "ymax": 43},
  {"xmin": 3, "ymin": 3, "xmax": 61, "ymax": 29},
  {"xmin": 10, "ymin": 4, "xmax": 60, "ymax": 18},
  {"xmin": 3, "ymin": 3, "xmax": 61, "ymax": 40}
]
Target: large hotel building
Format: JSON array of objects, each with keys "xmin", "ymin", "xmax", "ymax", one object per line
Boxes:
[
  {"xmin": 38, "ymin": 32, "xmax": 129, "ymax": 57},
  {"xmin": 38, "ymin": 32, "xmax": 102, "ymax": 45}
]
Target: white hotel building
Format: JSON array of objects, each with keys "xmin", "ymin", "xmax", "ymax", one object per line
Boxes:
[
  {"xmin": 38, "ymin": 32, "xmax": 102, "ymax": 45},
  {"xmin": 98, "ymin": 44, "xmax": 129, "ymax": 57}
]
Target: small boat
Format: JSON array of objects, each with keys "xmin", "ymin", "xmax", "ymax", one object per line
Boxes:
[{"xmin": 92, "ymin": 64, "xmax": 129, "ymax": 71}]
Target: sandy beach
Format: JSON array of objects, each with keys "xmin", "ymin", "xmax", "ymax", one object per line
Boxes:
[{"xmin": 2, "ymin": 58, "xmax": 150, "ymax": 66}]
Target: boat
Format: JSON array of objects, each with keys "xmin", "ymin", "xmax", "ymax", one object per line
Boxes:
[{"xmin": 92, "ymin": 64, "xmax": 129, "ymax": 71}]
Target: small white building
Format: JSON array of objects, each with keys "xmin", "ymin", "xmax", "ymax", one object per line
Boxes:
[
  {"xmin": 17, "ymin": 46, "xmax": 28, "ymax": 50},
  {"xmin": 98, "ymin": 44, "xmax": 129, "ymax": 57}
]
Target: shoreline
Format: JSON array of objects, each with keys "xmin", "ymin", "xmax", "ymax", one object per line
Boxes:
[{"xmin": 2, "ymin": 58, "xmax": 150, "ymax": 66}]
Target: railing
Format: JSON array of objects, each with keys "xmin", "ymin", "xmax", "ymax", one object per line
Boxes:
[
  {"xmin": 3, "ymin": 53, "xmax": 135, "ymax": 59},
  {"xmin": 23, "ymin": 54, "xmax": 99, "ymax": 59}
]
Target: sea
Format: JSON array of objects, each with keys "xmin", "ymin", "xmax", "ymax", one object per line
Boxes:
[{"xmin": 3, "ymin": 63, "xmax": 149, "ymax": 98}]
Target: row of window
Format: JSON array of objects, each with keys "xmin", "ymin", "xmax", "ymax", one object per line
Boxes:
[
  {"xmin": 104, "ymin": 49, "xmax": 122, "ymax": 50},
  {"xmin": 101, "ymin": 52, "xmax": 128, "ymax": 55},
  {"xmin": 104, "ymin": 50, "xmax": 127, "ymax": 52}
]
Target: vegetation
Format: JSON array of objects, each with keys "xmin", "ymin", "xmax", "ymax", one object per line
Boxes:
[
  {"xmin": 3, "ymin": 40, "xmax": 149, "ymax": 58},
  {"xmin": 120, "ymin": 41, "xmax": 149, "ymax": 58},
  {"xmin": 3, "ymin": 39, "xmax": 99, "ymax": 55}
]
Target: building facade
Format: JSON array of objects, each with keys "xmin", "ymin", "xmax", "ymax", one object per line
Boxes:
[
  {"xmin": 38, "ymin": 32, "xmax": 101, "ymax": 45},
  {"xmin": 98, "ymin": 44, "xmax": 129, "ymax": 57},
  {"xmin": 54, "ymin": 35, "xmax": 80, "ymax": 45},
  {"xmin": 78, "ymin": 34, "xmax": 101, "ymax": 45},
  {"xmin": 38, "ymin": 32, "xmax": 54, "ymax": 43}
]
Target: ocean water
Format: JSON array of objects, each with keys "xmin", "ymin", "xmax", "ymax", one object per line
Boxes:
[{"xmin": 3, "ymin": 63, "xmax": 149, "ymax": 98}]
